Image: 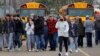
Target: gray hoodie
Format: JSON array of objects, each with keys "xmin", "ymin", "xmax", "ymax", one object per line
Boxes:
[{"xmin": 84, "ymin": 19, "xmax": 94, "ymax": 33}]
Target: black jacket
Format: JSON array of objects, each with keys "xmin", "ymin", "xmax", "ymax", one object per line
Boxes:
[
  {"xmin": 0, "ymin": 20, "xmax": 4, "ymax": 34},
  {"xmin": 95, "ymin": 20, "xmax": 100, "ymax": 31},
  {"xmin": 34, "ymin": 16, "xmax": 44, "ymax": 35},
  {"xmin": 3, "ymin": 20, "xmax": 14, "ymax": 33},
  {"xmin": 14, "ymin": 19, "xmax": 23, "ymax": 33}
]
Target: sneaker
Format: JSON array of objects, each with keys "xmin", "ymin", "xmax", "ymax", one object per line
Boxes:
[
  {"xmin": 9, "ymin": 49, "xmax": 14, "ymax": 52},
  {"xmin": 75, "ymin": 50, "xmax": 78, "ymax": 53},
  {"xmin": 0, "ymin": 48, "xmax": 2, "ymax": 51},
  {"xmin": 69, "ymin": 49, "xmax": 73, "ymax": 53},
  {"xmin": 28, "ymin": 50, "xmax": 32, "ymax": 52},
  {"xmin": 17, "ymin": 48, "xmax": 21, "ymax": 51},
  {"xmin": 49, "ymin": 49, "xmax": 56, "ymax": 51},
  {"xmin": 35, "ymin": 49, "xmax": 39, "ymax": 52},
  {"xmin": 65, "ymin": 52, "xmax": 69, "ymax": 56},
  {"xmin": 32, "ymin": 49, "xmax": 35, "ymax": 52},
  {"xmin": 58, "ymin": 53, "xmax": 62, "ymax": 56}
]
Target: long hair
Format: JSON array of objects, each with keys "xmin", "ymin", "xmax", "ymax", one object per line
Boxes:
[
  {"xmin": 59, "ymin": 15, "xmax": 66, "ymax": 21},
  {"xmin": 79, "ymin": 18, "xmax": 82, "ymax": 23},
  {"xmin": 27, "ymin": 17, "xmax": 31, "ymax": 26}
]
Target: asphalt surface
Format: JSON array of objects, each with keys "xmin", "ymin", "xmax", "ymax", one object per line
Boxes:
[{"xmin": 0, "ymin": 37, "xmax": 100, "ymax": 56}]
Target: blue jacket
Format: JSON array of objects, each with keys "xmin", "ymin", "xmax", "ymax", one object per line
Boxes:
[
  {"xmin": 84, "ymin": 20, "xmax": 94, "ymax": 33},
  {"xmin": 70, "ymin": 23, "xmax": 78, "ymax": 37},
  {"xmin": 3, "ymin": 20, "xmax": 14, "ymax": 33}
]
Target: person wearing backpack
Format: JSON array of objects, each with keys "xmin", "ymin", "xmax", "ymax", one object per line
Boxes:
[{"xmin": 94, "ymin": 20, "xmax": 100, "ymax": 45}]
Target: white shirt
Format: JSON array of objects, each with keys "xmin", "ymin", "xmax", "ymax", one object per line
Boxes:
[
  {"xmin": 25, "ymin": 23, "xmax": 34, "ymax": 35},
  {"xmin": 55, "ymin": 21, "xmax": 69, "ymax": 37}
]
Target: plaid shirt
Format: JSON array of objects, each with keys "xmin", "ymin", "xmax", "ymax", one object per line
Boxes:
[{"xmin": 47, "ymin": 18, "xmax": 57, "ymax": 34}]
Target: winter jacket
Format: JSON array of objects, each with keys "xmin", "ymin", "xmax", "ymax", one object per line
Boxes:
[
  {"xmin": 14, "ymin": 19, "xmax": 23, "ymax": 33},
  {"xmin": 55, "ymin": 21, "xmax": 69, "ymax": 37},
  {"xmin": 3, "ymin": 20, "xmax": 14, "ymax": 33},
  {"xmin": 94, "ymin": 20, "xmax": 100, "ymax": 31},
  {"xmin": 0, "ymin": 19, "xmax": 4, "ymax": 34},
  {"xmin": 77, "ymin": 21, "xmax": 85, "ymax": 36},
  {"xmin": 47, "ymin": 19, "xmax": 57, "ymax": 35},
  {"xmin": 34, "ymin": 16, "xmax": 44, "ymax": 35},
  {"xmin": 84, "ymin": 20, "xmax": 94, "ymax": 33},
  {"xmin": 70, "ymin": 23, "xmax": 78, "ymax": 37},
  {"xmin": 25, "ymin": 23, "xmax": 34, "ymax": 35}
]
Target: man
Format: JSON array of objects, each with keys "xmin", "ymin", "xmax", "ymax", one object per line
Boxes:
[
  {"xmin": 47, "ymin": 15, "xmax": 57, "ymax": 51},
  {"xmin": 3, "ymin": 14, "xmax": 15, "ymax": 51},
  {"xmin": 34, "ymin": 16, "xmax": 45, "ymax": 51},
  {"xmin": 0, "ymin": 18, "xmax": 4, "ymax": 51},
  {"xmin": 13, "ymin": 15, "xmax": 23, "ymax": 50},
  {"xmin": 84, "ymin": 17, "xmax": 94, "ymax": 47},
  {"xmin": 94, "ymin": 19, "xmax": 100, "ymax": 45}
]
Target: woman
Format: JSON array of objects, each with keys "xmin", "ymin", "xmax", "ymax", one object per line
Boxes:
[
  {"xmin": 69, "ymin": 18, "xmax": 78, "ymax": 52},
  {"xmin": 25, "ymin": 18, "xmax": 34, "ymax": 52},
  {"xmin": 77, "ymin": 18, "xmax": 85, "ymax": 47},
  {"xmin": 55, "ymin": 15, "xmax": 69, "ymax": 56}
]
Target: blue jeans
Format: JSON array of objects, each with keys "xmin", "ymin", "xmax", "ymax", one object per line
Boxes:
[
  {"xmin": 44, "ymin": 26, "xmax": 48, "ymax": 49},
  {"xmin": 0, "ymin": 34, "xmax": 3, "ymax": 48},
  {"xmin": 26, "ymin": 34, "xmax": 35, "ymax": 50},
  {"xmin": 74, "ymin": 37, "xmax": 78, "ymax": 49},
  {"xmin": 35, "ymin": 35, "xmax": 45, "ymax": 50},
  {"xmin": 14, "ymin": 33, "xmax": 21, "ymax": 48},
  {"xmin": 3, "ymin": 33, "xmax": 9, "ymax": 47},
  {"xmin": 49, "ymin": 33, "xmax": 58, "ymax": 50},
  {"xmin": 69, "ymin": 37, "xmax": 78, "ymax": 50},
  {"xmin": 8, "ymin": 33, "xmax": 14, "ymax": 50}
]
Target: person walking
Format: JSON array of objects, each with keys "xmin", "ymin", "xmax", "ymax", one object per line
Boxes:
[
  {"xmin": 33, "ymin": 16, "xmax": 45, "ymax": 51},
  {"xmin": 94, "ymin": 19, "xmax": 100, "ymax": 45},
  {"xmin": 0, "ymin": 18, "xmax": 4, "ymax": 51},
  {"xmin": 25, "ymin": 18, "xmax": 34, "ymax": 52},
  {"xmin": 77, "ymin": 18, "xmax": 85, "ymax": 47},
  {"xmin": 13, "ymin": 15, "xmax": 23, "ymax": 51},
  {"xmin": 3, "ymin": 14, "xmax": 15, "ymax": 51},
  {"xmin": 46, "ymin": 15, "xmax": 58, "ymax": 51},
  {"xmin": 55, "ymin": 15, "xmax": 69, "ymax": 56},
  {"xmin": 84, "ymin": 17, "xmax": 94, "ymax": 47},
  {"xmin": 69, "ymin": 18, "xmax": 78, "ymax": 52}
]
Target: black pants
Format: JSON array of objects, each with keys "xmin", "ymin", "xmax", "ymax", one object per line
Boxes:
[
  {"xmin": 59, "ymin": 36, "xmax": 68, "ymax": 52},
  {"xmin": 86, "ymin": 32, "xmax": 92, "ymax": 47},
  {"xmin": 78, "ymin": 35, "xmax": 84, "ymax": 47},
  {"xmin": 95, "ymin": 30, "xmax": 100, "ymax": 45}
]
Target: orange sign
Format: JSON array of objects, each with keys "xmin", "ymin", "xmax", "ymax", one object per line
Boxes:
[
  {"xmin": 74, "ymin": 3, "xmax": 87, "ymax": 8},
  {"xmin": 26, "ymin": 3, "xmax": 39, "ymax": 8}
]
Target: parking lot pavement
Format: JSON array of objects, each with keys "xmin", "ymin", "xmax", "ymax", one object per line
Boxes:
[{"xmin": 0, "ymin": 38, "xmax": 100, "ymax": 56}]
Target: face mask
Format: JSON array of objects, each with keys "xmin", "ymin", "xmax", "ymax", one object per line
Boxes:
[{"xmin": 60, "ymin": 19, "xmax": 63, "ymax": 21}]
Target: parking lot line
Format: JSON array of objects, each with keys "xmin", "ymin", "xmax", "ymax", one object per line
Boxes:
[{"xmin": 78, "ymin": 48, "xmax": 90, "ymax": 56}]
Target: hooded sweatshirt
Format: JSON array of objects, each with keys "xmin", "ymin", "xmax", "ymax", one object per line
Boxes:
[{"xmin": 55, "ymin": 21, "xmax": 69, "ymax": 37}]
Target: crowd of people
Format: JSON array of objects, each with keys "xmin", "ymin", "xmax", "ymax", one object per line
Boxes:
[{"xmin": 0, "ymin": 14, "xmax": 100, "ymax": 56}]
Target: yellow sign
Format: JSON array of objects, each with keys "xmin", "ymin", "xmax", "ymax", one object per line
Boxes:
[
  {"xmin": 26, "ymin": 2, "xmax": 39, "ymax": 8},
  {"xmin": 74, "ymin": 3, "xmax": 87, "ymax": 8}
]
